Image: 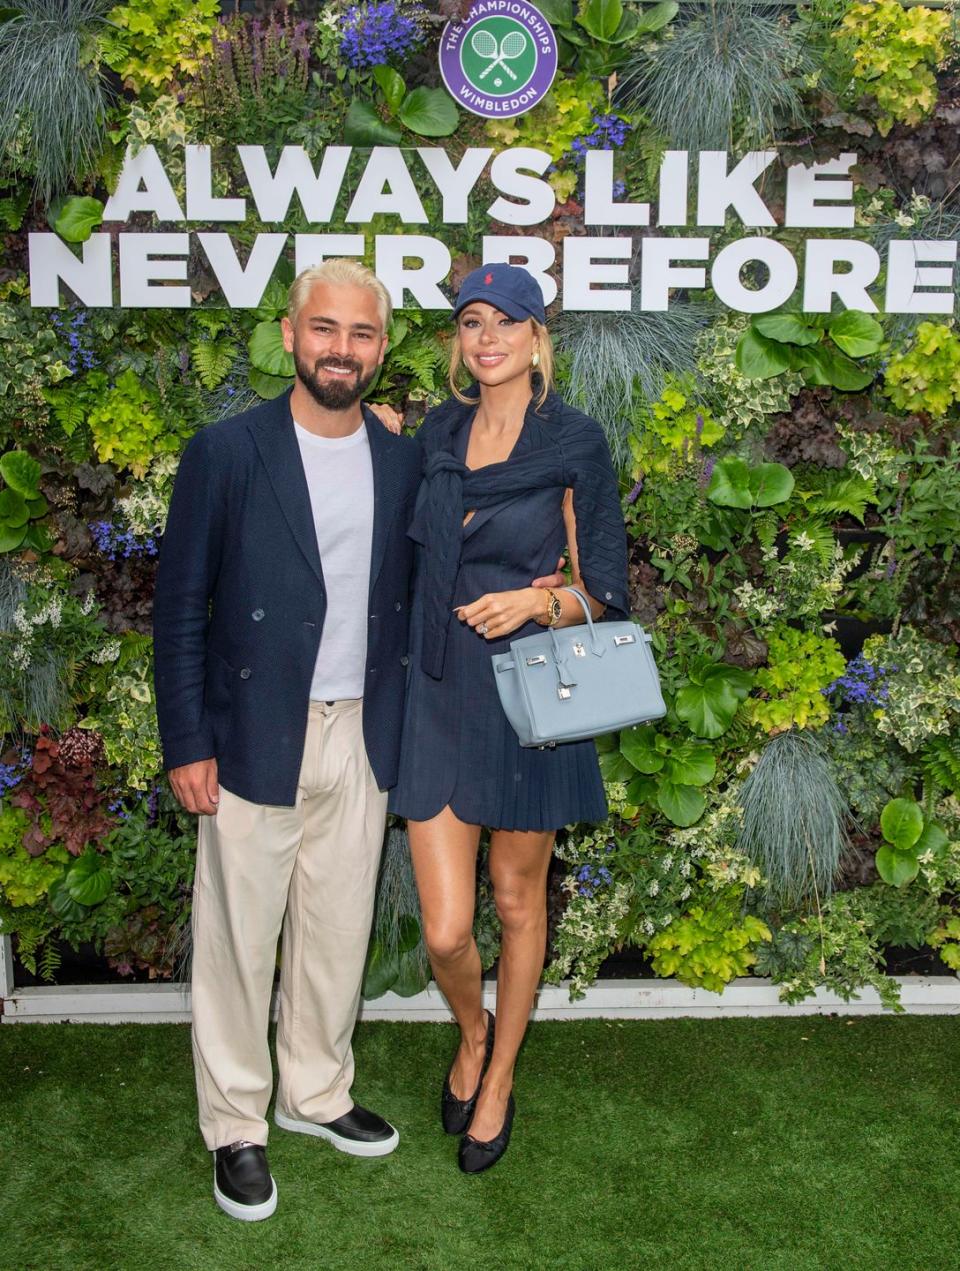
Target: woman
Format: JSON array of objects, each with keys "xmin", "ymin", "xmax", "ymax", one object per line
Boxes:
[{"xmin": 389, "ymin": 263, "xmax": 629, "ymax": 1173}]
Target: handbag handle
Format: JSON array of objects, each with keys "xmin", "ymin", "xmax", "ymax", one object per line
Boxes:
[{"xmin": 561, "ymin": 586, "xmax": 604, "ymax": 656}]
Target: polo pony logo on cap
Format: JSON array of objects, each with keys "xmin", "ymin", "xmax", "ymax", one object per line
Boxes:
[
  {"xmin": 484, "ymin": 272, "xmax": 494, "ymax": 284},
  {"xmin": 438, "ymin": 1, "xmax": 558, "ymax": 121}
]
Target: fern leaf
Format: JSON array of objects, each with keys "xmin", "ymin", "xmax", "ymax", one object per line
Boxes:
[
  {"xmin": 921, "ymin": 735, "xmax": 960, "ymax": 797},
  {"xmin": 191, "ymin": 338, "xmax": 236, "ymax": 391}
]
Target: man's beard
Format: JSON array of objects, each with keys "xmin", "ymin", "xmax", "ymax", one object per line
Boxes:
[{"xmin": 294, "ymin": 348, "xmax": 378, "ymax": 410}]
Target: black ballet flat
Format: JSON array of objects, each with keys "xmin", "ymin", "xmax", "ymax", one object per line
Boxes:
[
  {"xmin": 458, "ymin": 1094, "xmax": 515, "ymax": 1174},
  {"xmin": 441, "ymin": 1009, "xmax": 495, "ymax": 1135}
]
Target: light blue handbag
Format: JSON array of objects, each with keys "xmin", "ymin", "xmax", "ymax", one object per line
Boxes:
[{"xmin": 490, "ymin": 588, "xmax": 666, "ymax": 748}]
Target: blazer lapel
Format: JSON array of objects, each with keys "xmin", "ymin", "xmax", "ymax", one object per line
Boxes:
[
  {"xmin": 249, "ymin": 392, "xmax": 324, "ymax": 583},
  {"xmin": 364, "ymin": 402, "xmax": 405, "ymax": 595}
]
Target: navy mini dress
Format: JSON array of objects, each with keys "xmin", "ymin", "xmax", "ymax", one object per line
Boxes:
[{"xmin": 388, "ymin": 390, "xmax": 629, "ymax": 833}]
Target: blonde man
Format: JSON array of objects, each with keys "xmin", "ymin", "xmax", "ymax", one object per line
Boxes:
[{"xmin": 153, "ymin": 261, "xmax": 422, "ymax": 1220}]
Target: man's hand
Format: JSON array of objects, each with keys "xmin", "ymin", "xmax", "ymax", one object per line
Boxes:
[
  {"xmin": 168, "ymin": 758, "xmax": 220, "ymax": 816},
  {"xmin": 531, "ymin": 555, "xmax": 566, "ymax": 589},
  {"xmin": 367, "ymin": 402, "xmax": 403, "ymax": 434}
]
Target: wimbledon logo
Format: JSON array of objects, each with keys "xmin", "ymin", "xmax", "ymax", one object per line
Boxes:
[{"xmin": 439, "ymin": 0, "xmax": 558, "ymax": 120}]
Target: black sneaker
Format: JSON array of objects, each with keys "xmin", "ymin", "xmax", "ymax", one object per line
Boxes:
[
  {"xmin": 213, "ymin": 1140, "xmax": 277, "ymax": 1221},
  {"xmin": 274, "ymin": 1104, "xmax": 399, "ymax": 1157}
]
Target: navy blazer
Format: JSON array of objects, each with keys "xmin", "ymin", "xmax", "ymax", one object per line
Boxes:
[{"xmin": 152, "ymin": 391, "xmax": 422, "ymax": 807}]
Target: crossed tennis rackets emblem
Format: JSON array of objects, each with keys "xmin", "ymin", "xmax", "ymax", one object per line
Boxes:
[{"xmin": 470, "ymin": 27, "xmax": 529, "ymax": 81}]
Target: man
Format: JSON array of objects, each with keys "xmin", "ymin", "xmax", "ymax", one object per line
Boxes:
[{"xmin": 153, "ymin": 259, "xmax": 422, "ymax": 1221}]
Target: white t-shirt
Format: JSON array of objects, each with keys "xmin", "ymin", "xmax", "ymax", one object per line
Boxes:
[{"xmin": 294, "ymin": 419, "xmax": 374, "ymax": 701}]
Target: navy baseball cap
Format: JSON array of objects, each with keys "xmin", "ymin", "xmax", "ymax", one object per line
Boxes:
[{"xmin": 453, "ymin": 262, "xmax": 546, "ymax": 324}]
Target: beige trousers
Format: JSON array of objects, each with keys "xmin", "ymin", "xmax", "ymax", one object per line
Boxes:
[{"xmin": 190, "ymin": 699, "xmax": 389, "ymax": 1151}]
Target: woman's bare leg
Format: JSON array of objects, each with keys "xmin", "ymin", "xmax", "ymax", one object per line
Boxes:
[
  {"xmin": 466, "ymin": 827, "xmax": 555, "ymax": 1141},
  {"xmin": 407, "ymin": 807, "xmax": 488, "ymax": 1099}
]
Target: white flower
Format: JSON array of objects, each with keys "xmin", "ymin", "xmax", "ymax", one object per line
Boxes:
[
  {"xmin": 81, "ymin": 591, "xmax": 97, "ymax": 615},
  {"xmin": 10, "ymin": 640, "xmax": 31, "ymax": 669},
  {"xmin": 93, "ymin": 639, "xmax": 121, "ymax": 664},
  {"xmin": 12, "ymin": 604, "xmax": 31, "ymax": 636},
  {"xmin": 647, "ymin": 879, "xmax": 660, "ymax": 897},
  {"xmin": 793, "ymin": 530, "xmax": 815, "ymax": 552},
  {"xmin": 893, "ymin": 210, "xmax": 915, "ymax": 228}
]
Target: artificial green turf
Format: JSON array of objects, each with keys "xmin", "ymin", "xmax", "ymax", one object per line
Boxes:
[{"xmin": 1, "ymin": 1017, "xmax": 959, "ymax": 1271}]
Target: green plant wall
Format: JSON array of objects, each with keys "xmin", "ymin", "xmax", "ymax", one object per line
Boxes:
[{"xmin": 0, "ymin": 0, "xmax": 958, "ymax": 1005}]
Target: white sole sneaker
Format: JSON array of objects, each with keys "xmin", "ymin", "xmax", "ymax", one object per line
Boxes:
[
  {"xmin": 213, "ymin": 1174, "xmax": 278, "ymax": 1222},
  {"xmin": 274, "ymin": 1109, "xmax": 399, "ymax": 1157}
]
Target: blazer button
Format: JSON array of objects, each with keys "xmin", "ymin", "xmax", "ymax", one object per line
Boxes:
[
  {"xmin": 239, "ymin": 668, "xmax": 251, "ymax": 679},
  {"xmin": 369, "ymin": 613, "xmax": 377, "ymax": 621},
  {"xmin": 252, "ymin": 609, "xmax": 264, "ymax": 621},
  {"xmin": 367, "ymin": 666, "xmax": 377, "ymax": 675},
  {"xmin": 605, "ymin": 592, "xmax": 613, "ymax": 600},
  {"xmin": 394, "ymin": 601, "xmax": 402, "ymax": 611},
  {"xmin": 400, "ymin": 655, "xmax": 409, "ymax": 666}
]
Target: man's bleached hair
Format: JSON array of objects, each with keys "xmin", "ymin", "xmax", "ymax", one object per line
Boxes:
[{"xmin": 287, "ymin": 260, "xmax": 392, "ymax": 331}]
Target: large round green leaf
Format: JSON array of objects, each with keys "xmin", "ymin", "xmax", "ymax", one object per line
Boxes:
[
  {"xmin": 827, "ymin": 310, "xmax": 883, "ymax": 358},
  {"xmin": 362, "ymin": 939, "xmax": 399, "ymax": 998},
  {"xmin": 396, "ymin": 914, "xmax": 421, "ymax": 956},
  {"xmin": 0, "ymin": 521, "xmax": 26, "ymax": 552},
  {"xmin": 64, "ymin": 848, "xmax": 112, "ymax": 906},
  {"xmin": 748, "ymin": 462, "xmax": 794, "ymax": 508},
  {"xmin": 663, "ymin": 739, "xmax": 715, "ymax": 787},
  {"xmin": 753, "ymin": 313, "xmax": 821, "ymax": 347},
  {"xmin": 626, "ymin": 773, "xmax": 657, "ymax": 806},
  {"xmin": 620, "ymin": 725, "xmax": 664, "ymax": 774},
  {"xmin": 373, "ymin": 65, "xmax": 406, "ymax": 115},
  {"xmin": 398, "ymin": 87, "xmax": 459, "ymax": 138},
  {"xmin": 48, "ymin": 874, "xmax": 86, "ymax": 923},
  {"xmin": 880, "ymin": 798, "xmax": 924, "ymax": 851},
  {"xmin": 915, "ymin": 821, "xmax": 949, "ymax": 859},
  {"xmin": 802, "ymin": 344, "xmax": 873, "ymax": 391},
  {"xmin": 53, "ymin": 195, "xmax": 104, "ymax": 243},
  {"xmin": 675, "ymin": 665, "xmax": 752, "ymax": 738},
  {"xmin": 248, "ymin": 322, "xmax": 294, "ymax": 377},
  {"xmin": 0, "ymin": 449, "xmax": 41, "ymax": 497},
  {"xmin": 344, "ymin": 98, "xmax": 403, "ymax": 146},
  {"xmin": 577, "ymin": 0, "xmax": 623, "ymax": 40},
  {"xmin": 0, "ymin": 487, "xmax": 28, "ymax": 528},
  {"xmin": 707, "ymin": 457, "xmax": 752, "ymax": 509},
  {"xmin": 634, "ymin": 0, "xmax": 677, "ymax": 34},
  {"xmin": 249, "ymin": 367, "xmax": 294, "ymax": 400},
  {"xmin": 537, "ymin": 0, "xmax": 573, "ymax": 24},
  {"xmin": 735, "ymin": 329, "xmax": 794, "ymax": 379},
  {"xmin": 658, "ymin": 781, "xmax": 706, "ymax": 827},
  {"xmin": 392, "ymin": 950, "xmax": 430, "ymax": 997},
  {"xmin": 875, "ymin": 845, "xmax": 920, "ymax": 888}
]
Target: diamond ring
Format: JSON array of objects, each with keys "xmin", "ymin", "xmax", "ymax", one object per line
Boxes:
[{"xmin": 477, "ymin": 623, "xmax": 488, "ymax": 635}]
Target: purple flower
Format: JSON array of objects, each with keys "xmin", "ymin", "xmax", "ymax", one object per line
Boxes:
[
  {"xmin": 89, "ymin": 520, "xmax": 159, "ymax": 562},
  {"xmin": 626, "ymin": 477, "xmax": 644, "ymax": 505},
  {"xmin": 340, "ymin": 2, "xmax": 424, "ymax": 69}
]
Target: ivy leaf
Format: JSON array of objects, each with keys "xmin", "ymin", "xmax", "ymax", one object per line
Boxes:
[
  {"xmin": 248, "ymin": 321, "xmax": 294, "ymax": 377},
  {"xmin": 398, "ymin": 87, "xmax": 459, "ymax": 138},
  {"xmin": 64, "ymin": 848, "xmax": 112, "ymax": 906},
  {"xmin": 754, "ymin": 312, "xmax": 821, "ymax": 346},
  {"xmin": 620, "ymin": 725, "xmax": 664, "ymax": 774},
  {"xmin": 827, "ymin": 310, "xmax": 883, "ymax": 358},
  {"xmin": 0, "ymin": 450, "xmax": 41, "ymax": 497},
  {"xmin": 657, "ymin": 781, "xmax": 705, "ymax": 827},
  {"xmin": 735, "ymin": 329, "xmax": 794, "ymax": 379},
  {"xmin": 343, "ymin": 99, "xmax": 403, "ymax": 146},
  {"xmin": 373, "ymin": 65, "xmax": 406, "ymax": 116},
  {"xmin": 875, "ymin": 845, "xmax": 920, "ymax": 888},
  {"xmin": 880, "ymin": 798, "xmax": 924, "ymax": 850},
  {"xmin": 53, "ymin": 196, "xmax": 105, "ymax": 243}
]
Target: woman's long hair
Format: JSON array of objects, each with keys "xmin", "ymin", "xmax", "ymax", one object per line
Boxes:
[{"xmin": 448, "ymin": 318, "xmax": 554, "ymax": 410}]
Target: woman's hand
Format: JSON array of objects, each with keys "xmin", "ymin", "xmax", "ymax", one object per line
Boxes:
[
  {"xmin": 367, "ymin": 402, "xmax": 403, "ymax": 434},
  {"xmin": 456, "ymin": 588, "xmax": 545, "ymax": 640}
]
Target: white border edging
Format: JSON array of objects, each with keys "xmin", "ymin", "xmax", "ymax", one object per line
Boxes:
[{"xmin": 2, "ymin": 968, "xmax": 959, "ymax": 1024}]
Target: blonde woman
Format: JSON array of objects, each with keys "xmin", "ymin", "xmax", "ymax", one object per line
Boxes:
[{"xmin": 389, "ymin": 264, "xmax": 629, "ymax": 1172}]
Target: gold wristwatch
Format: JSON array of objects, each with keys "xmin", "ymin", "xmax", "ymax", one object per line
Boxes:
[{"xmin": 543, "ymin": 588, "xmax": 562, "ymax": 627}]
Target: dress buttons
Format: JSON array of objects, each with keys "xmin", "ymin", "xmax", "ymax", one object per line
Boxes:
[
  {"xmin": 369, "ymin": 613, "xmax": 377, "ymax": 621},
  {"xmin": 368, "ymin": 667, "xmax": 377, "ymax": 675},
  {"xmin": 605, "ymin": 591, "xmax": 613, "ymax": 600},
  {"xmin": 252, "ymin": 609, "xmax": 264, "ymax": 621},
  {"xmin": 394, "ymin": 601, "xmax": 402, "ymax": 611},
  {"xmin": 400, "ymin": 655, "xmax": 409, "ymax": 667},
  {"xmin": 239, "ymin": 668, "xmax": 251, "ymax": 680}
]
